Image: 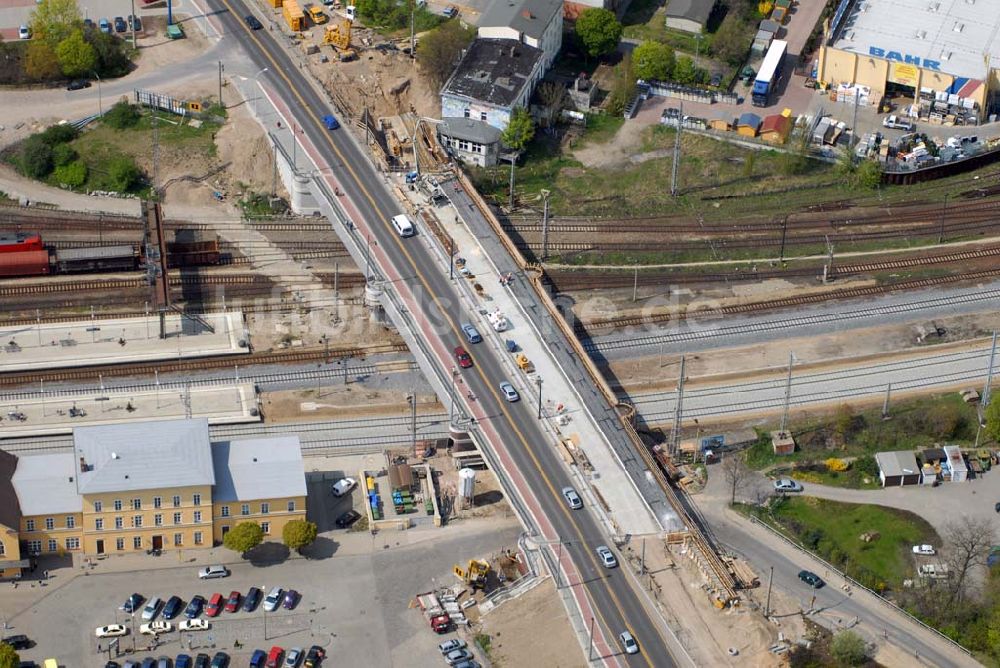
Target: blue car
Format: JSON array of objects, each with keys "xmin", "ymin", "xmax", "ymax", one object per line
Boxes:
[
  {"xmin": 184, "ymin": 595, "xmax": 205, "ymax": 619},
  {"xmin": 322, "ymin": 114, "xmax": 339, "ymax": 130},
  {"xmin": 162, "ymin": 596, "xmax": 184, "ymax": 620},
  {"xmin": 248, "ymin": 650, "xmax": 266, "ymax": 668},
  {"xmin": 176, "ymin": 656, "xmax": 192, "ymax": 668}
]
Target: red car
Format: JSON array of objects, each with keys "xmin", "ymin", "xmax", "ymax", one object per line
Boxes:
[
  {"xmin": 224, "ymin": 590, "xmax": 241, "ymax": 613},
  {"xmin": 454, "ymin": 346, "xmax": 473, "ymax": 369},
  {"xmin": 265, "ymin": 646, "xmax": 284, "ymax": 668},
  {"xmin": 205, "ymin": 592, "xmax": 224, "ymax": 617}
]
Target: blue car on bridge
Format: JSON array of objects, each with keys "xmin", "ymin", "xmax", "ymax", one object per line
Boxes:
[{"xmin": 323, "ymin": 114, "xmax": 340, "ymax": 130}]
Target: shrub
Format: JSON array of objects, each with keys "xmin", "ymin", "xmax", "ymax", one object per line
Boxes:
[
  {"xmin": 103, "ymin": 101, "xmax": 141, "ymax": 129},
  {"xmin": 105, "ymin": 156, "xmax": 141, "ymax": 192},
  {"xmin": 19, "ymin": 136, "xmax": 54, "ymax": 178},
  {"xmin": 825, "ymin": 458, "xmax": 849, "ymax": 472},
  {"xmin": 924, "ymin": 401, "xmax": 963, "ymax": 439},
  {"xmin": 854, "ymin": 454, "xmax": 878, "ymax": 477},
  {"xmin": 52, "ymin": 160, "xmax": 87, "ymax": 187},
  {"xmin": 830, "ymin": 630, "xmax": 868, "ymax": 665},
  {"xmin": 52, "ymin": 142, "xmax": 77, "ymax": 167},
  {"xmin": 39, "ymin": 123, "xmax": 78, "ymax": 145}
]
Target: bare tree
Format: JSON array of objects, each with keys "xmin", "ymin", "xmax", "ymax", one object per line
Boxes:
[
  {"xmin": 536, "ymin": 81, "xmax": 568, "ymax": 127},
  {"xmin": 946, "ymin": 516, "xmax": 996, "ymax": 602},
  {"xmin": 721, "ymin": 453, "xmax": 752, "ymax": 505}
]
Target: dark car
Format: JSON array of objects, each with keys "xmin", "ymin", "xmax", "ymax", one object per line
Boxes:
[
  {"xmin": 162, "ymin": 595, "xmax": 184, "ymax": 619},
  {"xmin": 121, "ymin": 593, "xmax": 144, "ymax": 613},
  {"xmin": 335, "ymin": 509, "xmax": 361, "ymax": 528},
  {"xmin": 67, "ymin": 79, "xmax": 91, "ymax": 90},
  {"xmin": 282, "ymin": 590, "xmax": 299, "ymax": 610},
  {"xmin": 245, "ymin": 14, "xmax": 263, "ymax": 30},
  {"xmin": 106, "ymin": 663, "xmax": 122, "ymax": 668},
  {"xmin": 184, "ymin": 595, "xmax": 205, "ymax": 619},
  {"xmin": 798, "ymin": 570, "xmax": 824, "ymax": 588},
  {"xmin": 454, "ymin": 346, "xmax": 472, "ymax": 369},
  {"xmin": 193, "ymin": 655, "xmax": 211, "ymax": 668},
  {"xmin": 128, "ymin": 14, "xmax": 142, "ymax": 30},
  {"xmin": 2, "ymin": 635, "xmax": 31, "ymax": 650},
  {"xmin": 141, "ymin": 660, "xmax": 157, "ymax": 668},
  {"xmin": 303, "ymin": 646, "xmax": 325, "ymax": 668},
  {"xmin": 114, "ymin": 16, "xmax": 127, "ymax": 32},
  {"xmin": 176, "ymin": 657, "xmax": 192, "ymax": 668},
  {"xmin": 249, "ymin": 650, "xmax": 266, "ymax": 668},
  {"xmin": 224, "ymin": 590, "xmax": 241, "ymax": 613},
  {"xmin": 83, "ymin": 18, "xmax": 95, "ymax": 29},
  {"xmin": 995, "ymin": 502, "xmax": 1000, "ymax": 513},
  {"xmin": 243, "ymin": 586, "xmax": 262, "ymax": 612},
  {"xmin": 709, "ymin": 72, "xmax": 723, "ymax": 87},
  {"xmin": 210, "ymin": 653, "xmax": 229, "ymax": 668}
]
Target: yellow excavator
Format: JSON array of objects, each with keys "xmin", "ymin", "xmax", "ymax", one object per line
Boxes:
[
  {"xmin": 322, "ymin": 17, "xmax": 357, "ymax": 61},
  {"xmin": 452, "ymin": 558, "xmax": 491, "ymax": 591}
]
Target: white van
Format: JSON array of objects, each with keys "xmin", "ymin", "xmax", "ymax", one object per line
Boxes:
[{"xmin": 391, "ymin": 214, "xmax": 415, "ymax": 237}]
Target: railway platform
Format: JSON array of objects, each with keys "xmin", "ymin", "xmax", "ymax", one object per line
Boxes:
[
  {"xmin": 0, "ymin": 311, "xmax": 249, "ymax": 372},
  {"xmin": 0, "ymin": 381, "xmax": 260, "ymax": 439}
]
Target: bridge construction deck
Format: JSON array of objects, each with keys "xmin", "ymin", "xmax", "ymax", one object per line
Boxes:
[
  {"xmin": 0, "ymin": 381, "xmax": 259, "ymax": 438},
  {"xmin": 0, "ymin": 311, "xmax": 249, "ymax": 372}
]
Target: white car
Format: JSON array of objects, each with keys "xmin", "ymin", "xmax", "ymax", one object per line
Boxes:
[
  {"xmin": 912, "ymin": 544, "xmax": 936, "ymax": 555},
  {"xmin": 619, "ymin": 630, "xmax": 639, "ymax": 655},
  {"xmin": 95, "ymin": 624, "xmax": 129, "ymax": 638},
  {"xmin": 331, "ymin": 477, "xmax": 357, "ymax": 497},
  {"xmin": 499, "ymin": 381, "xmax": 519, "ymax": 402},
  {"xmin": 178, "ymin": 619, "xmax": 210, "ymax": 632},
  {"xmin": 773, "ymin": 478, "xmax": 803, "ymax": 493},
  {"xmin": 263, "ymin": 586, "xmax": 284, "ymax": 612},
  {"xmin": 283, "ymin": 648, "xmax": 302, "ymax": 667},
  {"xmin": 198, "ymin": 564, "xmax": 229, "ymax": 579},
  {"xmin": 18, "ymin": 25, "xmax": 30, "ymax": 39},
  {"xmin": 438, "ymin": 638, "xmax": 467, "ymax": 654},
  {"xmin": 596, "ymin": 545, "xmax": 617, "ymax": 569},
  {"xmin": 139, "ymin": 621, "xmax": 173, "ymax": 635}
]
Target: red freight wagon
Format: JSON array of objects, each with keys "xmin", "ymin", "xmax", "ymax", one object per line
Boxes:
[
  {"xmin": 0, "ymin": 233, "xmax": 44, "ymax": 253},
  {"xmin": 0, "ymin": 250, "xmax": 51, "ymax": 277}
]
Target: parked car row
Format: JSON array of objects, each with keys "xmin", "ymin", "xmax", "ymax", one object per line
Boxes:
[
  {"xmin": 438, "ymin": 638, "xmax": 478, "ymax": 667},
  {"xmin": 115, "ymin": 583, "xmax": 300, "ymax": 631},
  {"xmin": 104, "ymin": 651, "xmax": 229, "ymax": 668},
  {"xmin": 248, "ymin": 644, "xmax": 325, "ymax": 668}
]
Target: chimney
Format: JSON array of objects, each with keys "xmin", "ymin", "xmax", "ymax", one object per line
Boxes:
[
  {"xmin": 79, "ymin": 456, "xmax": 87, "ymax": 473},
  {"xmin": 521, "ymin": 9, "xmax": 534, "ymax": 18},
  {"xmin": 510, "ymin": 45, "xmax": 516, "ymax": 58}
]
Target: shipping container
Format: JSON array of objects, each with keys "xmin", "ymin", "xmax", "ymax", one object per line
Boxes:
[
  {"xmin": 0, "ymin": 250, "xmax": 51, "ymax": 277},
  {"xmin": 0, "ymin": 232, "xmax": 44, "ymax": 253}
]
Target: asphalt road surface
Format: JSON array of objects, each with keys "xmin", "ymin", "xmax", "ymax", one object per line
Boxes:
[{"xmin": 196, "ymin": 3, "xmax": 677, "ymax": 665}]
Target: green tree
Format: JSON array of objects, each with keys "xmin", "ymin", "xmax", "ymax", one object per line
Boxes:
[
  {"xmin": 40, "ymin": 123, "xmax": 78, "ymax": 144},
  {"xmin": 24, "ymin": 40, "xmax": 60, "ymax": 81},
  {"xmin": 632, "ymin": 40, "xmax": 675, "ymax": 82},
  {"xmin": 105, "ymin": 156, "xmax": 141, "ymax": 192},
  {"xmin": 86, "ymin": 30, "xmax": 131, "ymax": 77},
  {"xmin": 986, "ymin": 394, "xmax": 1000, "ymax": 443},
  {"xmin": 52, "ymin": 142, "xmax": 77, "ymax": 167},
  {"xmin": 854, "ymin": 159, "xmax": 882, "ymax": 189},
  {"xmin": 830, "ymin": 630, "xmax": 868, "ymax": 665},
  {"xmin": 501, "ymin": 106, "xmax": 534, "ymax": 151},
  {"xmin": 53, "ymin": 160, "xmax": 87, "ymax": 188},
  {"xmin": 282, "ymin": 519, "xmax": 318, "ymax": 552},
  {"xmin": 711, "ymin": 14, "xmax": 748, "ymax": 66},
  {"xmin": 575, "ymin": 8, "xmax": 622, "ymax": 59},
  {"xmin": 30, "ymin": 0, "xmax": 81, "ymax": 48},
  {"xmin": 19, "ymin": 136, "xmax": 54, "ymax": 178},
  {"xmin": 56, "ymin": 29, "xmax": 96, "ymax": 78},
  {"xmin": 0, "ymin": 643, "xmax": 19, "ymax": 668},
  {"xmin": 416, "ymin": 20, "xmax": 475, "ymax": 90},
  {"xmin": 222, "ymin": 521, "xmax": 264, "ymax": 556},
  {"xmin": 672, "ymin": 55, "xmax": 698, "ymax": 84}
]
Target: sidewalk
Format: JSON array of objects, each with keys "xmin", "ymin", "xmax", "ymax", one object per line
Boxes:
[{"xmin": 395, "ymin": 178, "xmax": 665, "ymax": 537}]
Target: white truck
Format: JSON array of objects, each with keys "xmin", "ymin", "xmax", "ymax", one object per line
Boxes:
[
  {"xmin": 882, "ymin": 115, "xmax": 915, "ymax": 132},
  {"xmin": 487, "ymin": 309, "xmax": 508, "ymax": 332}
]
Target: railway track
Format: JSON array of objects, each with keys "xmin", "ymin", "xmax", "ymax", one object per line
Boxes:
[
  {"xmin": 577, "ymin": 267, "xmax": 1000, "ymax": 333},
  {"xmin": 0, "ymin": 342, "xmax": 410, "ymax": 387},
  {"xmin": 550, "ymin": 243, "xmax": 1000, "ymax": 290}
]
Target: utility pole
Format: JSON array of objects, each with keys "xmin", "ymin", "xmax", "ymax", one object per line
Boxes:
[
  {"xmin": 130, "ymin": 0, "xmax": 137, "ymax": 47},
  {"xmin": 779, "ymin": 352, "xmax": 794, "ymax": 434},
  {"xmin": 822, "ymin": 235, "xmax": 834, "ymax": 283},
  {"xmin": 333, "ymin": 261, "xmax": 340, "ymax": 323},
  {"xmin": 632, "ymin": 263, "xmax": 638, "ymax": 302},
  {"xmin": 409, "ymin": 0, "xmax": 415, "ymax": 59},
  {"xmin": 669, "ymin": 355, "xmax": 686, "ymax": 456},
  {"xmin": 536, "ymin": 377, "xmax": 543, "ymax": 419},
  {"xmin": 882, "ymin": 383, "xmax": 892, "ymax": 420},
  {"xmin": 508, "ymin": 154, "xmax": 516, "ymax": 210},
  {"xmin": 850, "ymin": 91, "xmax": 859, "ymax": 160},
  {"xmin": 408, "ymin": 393, "xmax": 417, "ymax": 454},
  {"xmin": 765, "ymin": 566, "xmax": 774, "ymax": 617},
  {"xmin": 217, "ymin": 61, "xmax": 224, "ymax": 107},
  {"xmin": 587, "ymin": 617, "xmax": 595, "ymax": 661},
  {"xmin": 778, "ymin": 214, "xmax": 789, "ymax": 261},
  {"xmin": 982, "ymin": 330, "xmax": 998, "ymax": 408},
  {"xmin": 540, "ymin": 189, "xmax": 551, "ymax": 261},
  {"xmin": 670, "ymin": 101, "xmax": 683, "ymax": 197}
]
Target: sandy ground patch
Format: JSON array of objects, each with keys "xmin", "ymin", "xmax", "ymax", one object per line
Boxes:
[
  {"xmin": 261, "ymin": 387, "xmax": 442, "ymax": 422},
  {"xmin": 571, "ymin": 120, "xmax": 647, "ymax": 170},
  {"xmin": 477, "ymin": 578, "xmax": 586, "ymax": 668}
]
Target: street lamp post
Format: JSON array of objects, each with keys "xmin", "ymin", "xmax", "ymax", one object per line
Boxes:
[
  {"xmin": 261, "ymin": 586, "xmax": 267, "ymax": 641},
  {"xmin": 535, "ymin": 377, "xmax": 543, "ymax": 419},
  {"xmin": 92, "ymin": 71, "xmax": 103, "ymax": 116},
  {"xmin": 252, "ymin": 67, "xmax": 269, "ymax": 116}
]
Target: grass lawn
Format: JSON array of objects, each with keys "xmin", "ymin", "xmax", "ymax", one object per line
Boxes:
[
  {"xmin": 744, "ymin": 393, "xmax": 981, "ymax": 473},
  {"xmin": 741, "ymin": 497, "xmax": 940, "ymax": 590},
  {"xmin": 788, "ymin": 466, "xmax": 883, "ymax": 490},
  {"xmin": 66, "ymin": 109, "xmax": 222, "ymax": 193}
]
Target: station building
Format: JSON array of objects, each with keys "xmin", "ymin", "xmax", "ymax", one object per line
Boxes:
[
  {"xmin": 816, "ymin": 0, "xmax": 1000, "ymax": 122},
  {"xmin": 0, "ymin": 419, "xmax": 306, "ymax": 577}
]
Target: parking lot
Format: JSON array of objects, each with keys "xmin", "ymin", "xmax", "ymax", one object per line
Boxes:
[{"xmin": 2, "ymin": 469, "xmax": 520, "ymax": 668}]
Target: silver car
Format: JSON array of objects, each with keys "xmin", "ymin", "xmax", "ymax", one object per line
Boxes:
[
  {"xmin": 619, "ymin": 630, "xmax": 639, "ymax": 654},
  {"xmin": 562, "ymin": 486, "xmax": 583, "ymax": 510},
  {"xmin": 499, "ymin": 381, "xmax": 519, "ymax": 402},
  {"xmin": 596, "ymin": 545, "xmax": 617, "ymax": 569},
  {"xmin": 773, "ymin": 478, "xmax": 803, "ymax": 493}
]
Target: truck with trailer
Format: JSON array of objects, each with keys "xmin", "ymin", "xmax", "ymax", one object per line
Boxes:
[
  {"xmin": 752, "ymin": 40, "xmax": 787, "ymax": 107},
  {"xmin": 415, "ymin": 592, "xmax": 451, "ymax": 633}
]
